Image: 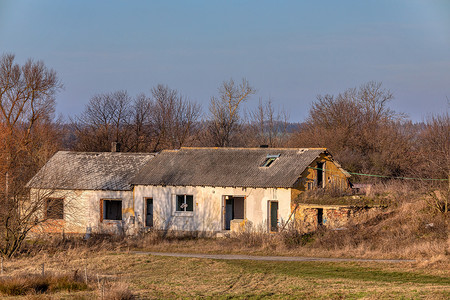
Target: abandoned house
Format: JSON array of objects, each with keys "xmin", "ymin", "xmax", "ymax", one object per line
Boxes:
[
  {"xmin": 26, "ymin": 151, "xmax": 155, "ymax": 235},
  {"xmin": 27, "ymin": 147, "xmax": 353, "ymax": 236}
]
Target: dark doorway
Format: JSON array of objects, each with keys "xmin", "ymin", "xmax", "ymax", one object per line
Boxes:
[
  {"xmin": 317, "ymin": 162, "xmax": 324, "ymax": 188},
  {"xmin": 317, "ymin": 208, "xmax": 323, "ymax": 226},
  {"xmin": 269, "ymin": 201, "xmax": 279, "ymax": 232},
  {"xmin": 224, "ymin": 196, "xmax": 245, "ymax": 230},
  {"xmin": 145, "ymin": 198, "xmax": 153, "ymax": 227}
]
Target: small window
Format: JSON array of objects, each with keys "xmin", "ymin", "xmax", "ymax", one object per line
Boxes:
[
  {"xmin": 46, "ymin": 198, "xmax": 64, "ymax": 219},
  {"xmin": 103, "ymin": 200, "xmax": 122, "ymax": 220},
  {"xmin": 176, "ymin": 195, "xmax": 193, "ymax": 212},
  {"xmin": 261, "ymin": 154, "xmax": 281, "ymax": 167}
]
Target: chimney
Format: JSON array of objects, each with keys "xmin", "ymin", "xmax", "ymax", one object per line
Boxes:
[{"xmin": 111, "ymin": 142, "xmax": 121, "ymax": 152}]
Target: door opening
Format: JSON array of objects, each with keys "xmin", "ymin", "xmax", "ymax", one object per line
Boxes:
[
  {"xmin": 145, "ymin": 198, "xmax": 153, "ymax": 227},
  {"xmin": 317, "ymin": 162, "xmax": 324, "ymax": 188},
  {"xmin": 224, "ymin": 196, "xmax": 245, "ymax": 230},
  {"xmin": 317, "ymin": 208, "xmax": 323, "ymax": 226},
  {"xmin": 269, "ymin": 201, "xmax": 279, "ymax": 232}
]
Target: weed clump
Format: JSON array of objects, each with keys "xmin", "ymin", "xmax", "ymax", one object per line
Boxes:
[{"xmin": 0, "ymin": 273, "xmax": 89, "ymax": 296}]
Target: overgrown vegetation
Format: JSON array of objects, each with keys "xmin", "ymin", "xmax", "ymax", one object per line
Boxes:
[{"xmin": 0, "ymin": 273, "xmax": 88, "ymax": 296}]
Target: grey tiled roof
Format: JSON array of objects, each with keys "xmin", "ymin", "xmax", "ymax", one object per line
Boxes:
[
  {"xmin": 132, "ymin": 147, "xmax": 327, "ymax": 188},
  {"xmin": 27, "ymin": 151, "xmax": 155, "ymax": 191}
]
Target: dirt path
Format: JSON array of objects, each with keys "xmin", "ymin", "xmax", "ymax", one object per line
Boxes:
[{"xmin": 133, "ymin": 251, "xmax": 415, "ymax": 263}]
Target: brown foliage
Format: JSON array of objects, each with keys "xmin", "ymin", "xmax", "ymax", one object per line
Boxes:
[
  {"xmin": 288, "ymin": 82, "xmax": 434, "ymax": 181},
  {"xmin": 0, "ymin": 53, "xmax": 63, "ymax": 258}
]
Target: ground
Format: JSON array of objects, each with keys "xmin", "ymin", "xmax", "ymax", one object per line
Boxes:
[{"xmin": 1, "ymin": 249, "xmax": 449, "ymax": 299}]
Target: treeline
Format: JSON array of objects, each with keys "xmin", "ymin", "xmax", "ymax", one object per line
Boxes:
[
  {"xmin": 1, "ymin": 53, "xmax": 449, "ymax": 188},
  {"xmin": 65, "ymin": 79, "xmax": 291, "ymax": 152}
]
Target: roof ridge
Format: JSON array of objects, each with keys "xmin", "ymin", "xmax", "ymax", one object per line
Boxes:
[
  {"xmin": 56, "ymin": 151, "xmax": 155, "ymax": 155},
  {"xmin": 179, "ymin": 147, "xmax": 327, "ymax": 151}
]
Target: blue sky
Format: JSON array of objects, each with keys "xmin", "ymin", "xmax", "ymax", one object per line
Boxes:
[{"xmin": 1, "ymin": 0, "xmax": 449, "ymax": 122}]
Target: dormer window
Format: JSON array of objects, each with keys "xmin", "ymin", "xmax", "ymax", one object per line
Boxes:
[{"xmin": 261, "ymin": 154, "xmax": 280, "ymax": 167}]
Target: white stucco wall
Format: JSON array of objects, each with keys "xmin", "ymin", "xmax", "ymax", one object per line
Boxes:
[{"xmin": 133, "ymin": 185, "xmax": 292, "ymax": 233}]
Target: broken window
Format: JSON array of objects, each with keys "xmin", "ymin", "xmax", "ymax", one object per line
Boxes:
[
  {"xmin": 103, "ymin": 200, "xmax": 122, "ymax": 220},
  {"xmin": 261, "ymin": 154, "xmax": 281, "ymax": 167},
  {"xmin": 176, "ymin": 195, "xmax": 193, "ymax": 212},
  {"xmin": 45, "ymin": 198, "xmax": 64, "ymax": 219}
]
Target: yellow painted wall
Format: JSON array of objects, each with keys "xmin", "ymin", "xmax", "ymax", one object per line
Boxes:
[{"xmin": 291, "ymin": 153, "xmax": 350, "ymax": 207}]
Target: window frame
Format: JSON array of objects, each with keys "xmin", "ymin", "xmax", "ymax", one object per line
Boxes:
[
  {"xmin": 45, "ymin": 198, "xmax": 64, "ymax": 220},
  {"xmin": 174, "ymin": 194, "xmax": 194, "ymax": 214},
  {"xmin": 261, "ymin": 154, "xmax": 281, "ymax": 167},
  {"xmin": 101, "ymin": 199, "xmax": 123, "ymax": 221}
]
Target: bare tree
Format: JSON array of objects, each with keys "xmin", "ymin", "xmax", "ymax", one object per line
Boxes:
[
  {"xmin": 150, "ymin": 84, "xmax": 201, "ymax": 151},
  {"xmin": 72, "ymin": 86, "xmax": 201, "ymax": 152},
  {"xmin": 130, "ymin": 93, "xmax": 153, "ymax": 152},
  {"xmin": 73, "ymin": 91, "xmax": 133, "ymax": 152},
  {"xmin": 208, "ymin": 78, "xmax": 256, "ymax": 147},
  {"xmin": 250, "ymin": 98, "xmax": 289, "ymax": 147},
  {"xmin": 0, "ymin": 53, "xmax": 63, "ymax": 257}
]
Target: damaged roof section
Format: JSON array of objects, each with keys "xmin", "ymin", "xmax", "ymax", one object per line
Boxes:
[
  {"xmin": 132, "ymin": 147, "xmax": 328, "ymax": 188},
  {"xmin": 27, "ymin": 151, "xmax": 155, "ymax": 191}
]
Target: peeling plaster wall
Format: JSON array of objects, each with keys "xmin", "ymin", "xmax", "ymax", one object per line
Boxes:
[
  {"xmin": 133, "ymin": 185, "xmax": 292, "ymax": 233},
  {"xmin": 30, "ymin": 188, "xmax": 135, "ymax": 235}
]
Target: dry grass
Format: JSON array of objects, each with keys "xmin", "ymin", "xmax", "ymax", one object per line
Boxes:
[
  {"xmin": 102, "ymin": 281, "xmax": 134, "ymax": 300},
  {"xmin": 1, "ymin": 251, "xmax": 449, "ymax": 299},
  {"xmin": 0, "ymin": 273, "xmax": 88, "ymax": 296}
]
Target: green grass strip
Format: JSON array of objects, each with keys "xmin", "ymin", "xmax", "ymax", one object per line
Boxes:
[{"xmin": 225, "ymin": 260, "xmax": 450, "ymax": 285}]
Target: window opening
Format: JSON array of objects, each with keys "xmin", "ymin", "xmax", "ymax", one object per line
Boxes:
[
  {"xmin": 261, "ymin": 154, "xmax": 281, "ymax": 167},
  {"xmin": 176, "ymin": 195, "xmax": 193, "ymax": 212},
  {"xmin": 46, "ymin": 198, "xmax": 64, "ymax": 219},
  {"xmin": 317, "ymin": 162, "xmax": 324, "ymax": 188},
  {"xmin": 103, "ymin": 200, "xmax": 122, "ymax": 220}
]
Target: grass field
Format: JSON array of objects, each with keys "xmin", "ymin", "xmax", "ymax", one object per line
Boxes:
[{"xmin": 1, "ymin": 250, "xmax": 449, "ymax": 299}]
